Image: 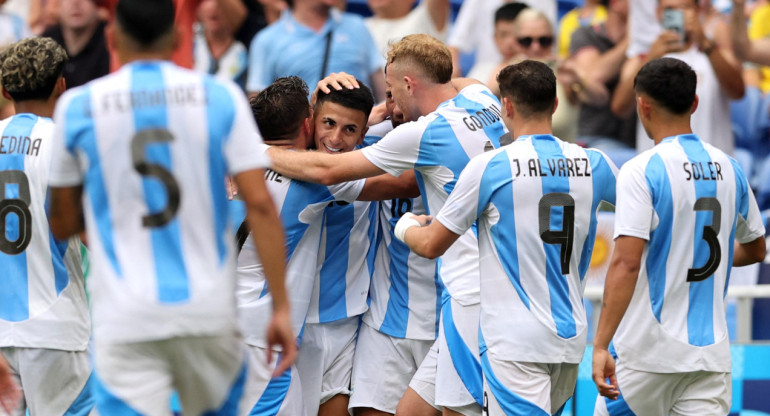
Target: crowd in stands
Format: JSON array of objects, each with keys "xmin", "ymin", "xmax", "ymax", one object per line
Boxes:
[{"xmin": 1, "ymin": 0, "xmax": 768, "ymax": 179}]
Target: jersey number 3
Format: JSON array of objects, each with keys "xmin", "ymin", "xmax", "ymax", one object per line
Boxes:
[
  {"xmin": 132, "ymin": 129, "xmax": 181, "ymax": 228},
  {"xmin": 687, "ymin": 197, "xmax": 721, "ymax": 282},
  {"xmin": 0, "ymin": 170, "xmax": 32, "ymax": 255}
]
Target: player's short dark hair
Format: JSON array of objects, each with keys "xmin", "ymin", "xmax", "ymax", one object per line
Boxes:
[
  {"xmin": 0, "ymin": 37, "xmax": 67, "ymax": 102},
  {"xmin": 634, "ymin": 57, "xmax": 696, "ymax": 115},
  {"xmin": 252, "ymin": 76, "xmax": 310, "ymax": 142},
  {"xmin": 495, "ymin": 2, "xmax": 529, "ymax": 24},
  {"xmin": 496, "ymin": 60, "xmax": 556, "ymax": 118},
  {"xmin": 315, "ymin": 80, "xmax": 374, "ymax": 122},
  {"xmin": 115, "ymin": 0, "xmax": 175, "ymax": 48}
]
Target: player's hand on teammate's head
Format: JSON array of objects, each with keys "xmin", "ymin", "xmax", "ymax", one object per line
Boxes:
[
  {"xmin": 316, "ymin": 72, "xmax": 359, "ymax": 95},
  {"xmin": 0, "ymin": 354, "xmax": 20, "ymax": 413},
  {"xmin": 265, "ymin": 308, "xmax": 298, "ymax": 377},
  {"xmin": 592, "ymin": 348, "xmax": 620, "ymax": 400}
]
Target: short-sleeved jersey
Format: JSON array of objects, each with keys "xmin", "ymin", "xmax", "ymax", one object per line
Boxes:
[
  {"xmin": 305, "ymin": 199, "xmax": 377, "ymax": 324},
  {"xmin": 49, "ymin": 60, "xmax": 270, "ymax": 344},
  {"xmin": 361, "ymin": 84, "xmax": 506, "ymax": 306},
  {"xmin": 246, "ymin": 9, "xmax": 382, "ymax": 93},
  {"xmin": 237, "ymin": 169, "xmax": 363, "ymax": 348},
  {"xmin": 436, "ymin": 134, "xmax": 617, "ymax": 363},
  {"xmin": 613, "ymin": 134, "xmax": 765, "ymax": 373},
  {"xmin": 0, "ymin": 115, "xmax": 89, "ymax": 351},
  {"xmin": 361, "ymin": 123, "xmax": 441, "ymax": 340}
]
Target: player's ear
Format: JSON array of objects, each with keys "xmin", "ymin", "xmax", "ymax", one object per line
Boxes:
[
  {"xmin": 1, "ymin": 87, "xmax": 11, "ymax": 101},
  {"xmin": 690, "ymin": 94, "xmax": 699, "ymax": 115},
  {"xmin": 358, "ymin": 126, "xmax": 369, "ymax": 145},
  {"xmin": 552, "ymin": 96, "xmax": 559, "ymax": 114},
  {"xmin": 637, "ymin": 95, "xmax": 651, "ymax": 119},
  {"xmin": 502, "ymin": 96, "xmax": 514, "ymax": 118}
]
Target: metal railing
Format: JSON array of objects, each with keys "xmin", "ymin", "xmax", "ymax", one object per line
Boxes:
[{"xmin": 583, "ymin": 284, "xmax": 770, "ymax": 343}]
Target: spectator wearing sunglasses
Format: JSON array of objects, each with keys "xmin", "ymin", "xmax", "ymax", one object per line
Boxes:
[{"xmin": 488, "ymin": 8, "xmax": 580, "ymax": 142}]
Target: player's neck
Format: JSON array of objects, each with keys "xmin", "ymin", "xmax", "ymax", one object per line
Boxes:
[
  {"xmin": 118, "ymin": 50, "xmax": 174, "ymax": 66},
  {"xmin": 12, "ymin": 100, "xmax": 55, "ymax": 118},
  {"xmin": 417, "ymin": 83, "xmax": 456, "ymax": 116},
  {"xmin": 649, "ymin": 120, "xmax": 693, "ymax": 145},
  {"xmin": 511, "ymin": 118, "xmax": 553, "ymax": 140}
]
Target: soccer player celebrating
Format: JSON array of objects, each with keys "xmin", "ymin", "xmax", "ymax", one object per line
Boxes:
[
  {"xmin": 0, "ymin": 37, "xmax": 95, "ymax": 415},
  {"xmin": 265, "ymin": 34, "xmax": 507, "ymax": 416},
  {"xmin": 47, "ymin": 0, "xmax": 295, "ymax": 413},
  {"xmin": 394, "ymin": 60, "xmax": 618, "ymax": 416},
  {"xmin": 592, "ymin": 57, "xmax": 766, "ymax": 415}
]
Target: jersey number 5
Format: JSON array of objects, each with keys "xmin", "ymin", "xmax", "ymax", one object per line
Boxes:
[
  {"xmin": 131, "ymin": 129, "xmax": 181, "ymax": 228},
  {"xmin": 539, "ymin": 192, "xmax": 575, "ymax": 275},
  {"xmin": 687, "ymin": 197, "xmax": 721, "ymax": 282},
  {"xmin": 0, "ymin": 170, "xmax": 32, "ymax": 255}
]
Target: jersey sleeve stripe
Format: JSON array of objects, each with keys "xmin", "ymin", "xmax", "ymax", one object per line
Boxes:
[{"xmin": 644, "ymin": 152, "xmax": 672, "ymax": 323}]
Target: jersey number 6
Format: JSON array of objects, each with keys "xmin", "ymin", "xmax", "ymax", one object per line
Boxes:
[
  {"xmin": 0, "ymin": 170, "xmax": 32, "ymax": 255},
  {"xmin": 131, "ymin": 129, "xmax": 181, "ymax": 228}
]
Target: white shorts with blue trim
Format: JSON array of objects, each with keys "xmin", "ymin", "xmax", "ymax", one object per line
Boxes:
[
  {"xmin": 0, "ymin": 346, "xmax": 94, "ymax": 416},
  {"xmin": 92, "ymin": 334, "xmax": 246, "ymax": 416},
  {"xmin": 348, "ymin": 322, "xmax": 433, "ymax": 414},
  {"xmin": 593, "ymin": 358, "xmax": 730, "ymax": 416},
  {"xmin": 480, "ymin": 351, "xmax": 577, "ymax": 416},
  {"xmin": 295, "ymin": 316, "xmax": 359, "ymax": 415},
  {"xmin": 409, "ymin": 297, "xmax": 482, "ymax": 415},
  {"xmin": 241, "ymin": 344, "xmax": 305, "ymax": 416}
]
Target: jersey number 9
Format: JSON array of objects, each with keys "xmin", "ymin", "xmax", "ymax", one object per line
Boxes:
[{"xmin": 539, "ymin": 192, "xmax": 575, "ymax": 275}]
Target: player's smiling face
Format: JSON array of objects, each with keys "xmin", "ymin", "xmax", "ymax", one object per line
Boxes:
[{"xmin": 314, "ymin": 101, "xmax": 367, "ymax": 154}]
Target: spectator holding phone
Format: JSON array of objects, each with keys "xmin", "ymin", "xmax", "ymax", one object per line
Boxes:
[{"xmin": 612, "ymin": 0, "xmax": 744, "ymax": 154}]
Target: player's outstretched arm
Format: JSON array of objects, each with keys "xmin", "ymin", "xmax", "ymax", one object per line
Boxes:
[
  {"xmin": 395, "ymin": 213, "xmax": 461, "ymax": 259},
  {"xmin": 733, "ymin": 236, "xmax": 766, "ymax": 266},
  {"xmin": 49, "ymin": 186, "xmax": 85, "ymax": 240},
  {"xmin": 357, "ymin": 170, "xmax": 420, "ymax": 201},
  {"xmin": 266, "ymin": 146, "xmax": 385, "ymax": 186},
  {"xmin": 0, "ymin": 353, "xmax": 20, "ymax": 413},
  {"xmin": 592, "ymin": 235, "xmax": 645, "ymax": 400},
  {"xmin": 234, "ymin": 168, "xmax": 296, "ymax": 375}
]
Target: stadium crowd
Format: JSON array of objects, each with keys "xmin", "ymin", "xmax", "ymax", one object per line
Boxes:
[{"xmin": 1, "ymin": 0, "xmax": 770, "ymax": 415}]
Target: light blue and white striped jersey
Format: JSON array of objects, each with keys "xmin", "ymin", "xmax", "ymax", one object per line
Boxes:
[
  {"xmin": 361, "ymin": 122, "xmax": 441, "ymax": 340},
  {"xmin": 612, "ymin": 134, "xmax": 764, "ymax": 373},
  {"xmin": 305, "ymin": 199, "xmax": 377, "ymax": 324},
  {"xmin": 237, "ymin": 169, "xmax": 363, "ymax": 348},
  {"xmin": 361, "ymin": 84, "xmax": 506, "ymax": 306},
  {"xmin": 0, "ymin": 114, "xmax": 89, "ymax": 351},
  {"xmin": 437, "ymin": 135, "xmax": 617, "ymax": 363},
  {"xmin": 49, "ymin": 61, "xmax": 270, "ymax": 344}
]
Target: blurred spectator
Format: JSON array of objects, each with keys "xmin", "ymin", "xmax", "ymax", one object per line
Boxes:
[
  {"xmin": 448, "ymin": 0, "xmax": 556, "ymax": 78},
  {"xmin": 42, "ymin": 0, "xmax": 109, "ymax": 89},
  {"xmin": 614, "ymin": 0, "xmax": 744, "ymax": 154},
  {"xmin": 737, "ymin": 0, "xmax": 770, "ymax": 90},
  {"xmin": 567, "ymin": 0, "xmax": 635, "ymax": 147},
  {"xmin": 247, "ymin": 0, "xmax": 385, "ymax": 101},
  {"xmin": 466, "ymin": 2, "xmax": 528, "ymax": 83},
  {"xmin": 731, "ymin": 0, "xmax": 770, "ymax": 68},
  {"xmin": 0, "ymin": 0, "xmax": 31, "ymax": 119},
  {"xmin": 558, "ymin": 0, "xmax": 607, "ymax": 59},
  {"xmin": 364, "ymin": 0, "xmax": 450, "ymax": 58},
  {"xmin": 193, "ymin": 0, "xmax": 248, "ymax": 88},
  {"xmin": 487, "ymin": 8, "xmax": 580, "ymax": 142}
]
